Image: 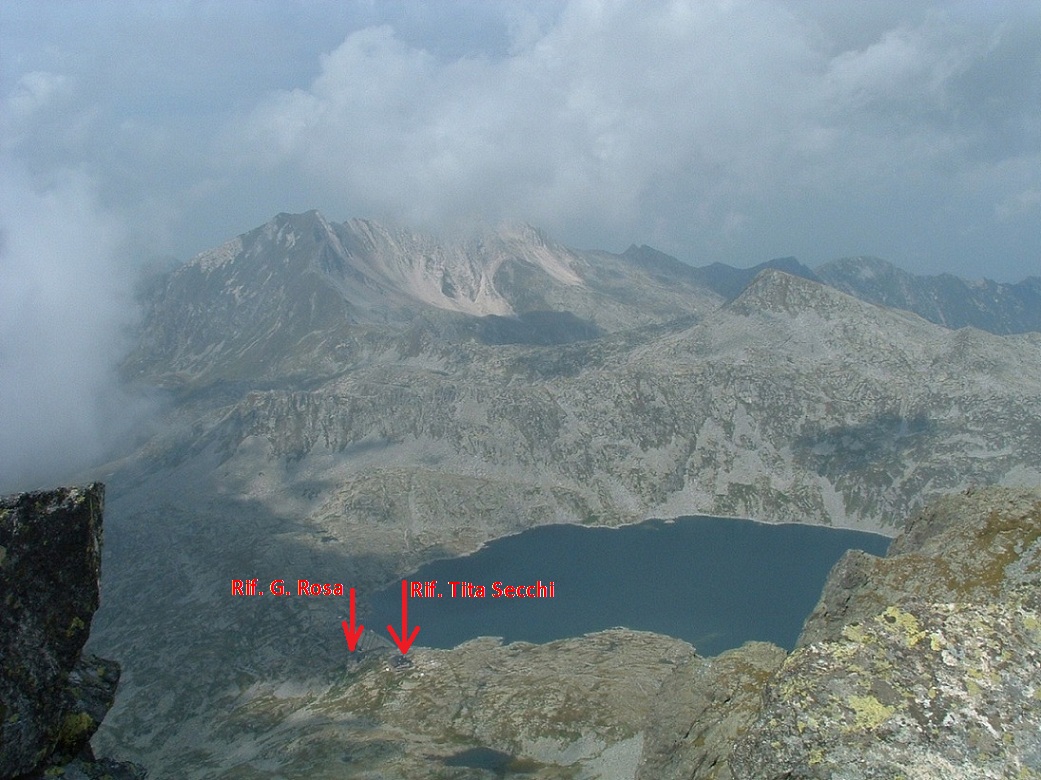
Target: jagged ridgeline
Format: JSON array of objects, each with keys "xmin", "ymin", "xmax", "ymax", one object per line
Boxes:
[{"xmin": 88, "ymin": 211, "xmax": 1041, "ymax": 776}]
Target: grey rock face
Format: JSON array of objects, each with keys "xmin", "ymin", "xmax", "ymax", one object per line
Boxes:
[
  {"xmin": 799, "ymin": 486, "xmax": 1041, "ymax": 645},
  {"xmin": 634, "ymin": 487, "xmax": 1041, "ymax": 780},
  {"xmin": 636, "ymin": 642, "xmax": 787, "ymax": 780},
  {"xmin": 0, "ymin": 484, "xmax": 142, "ymax": 779},
  {"xmin": 729, "ymin": 487, "xmax": 1041, "ymax": 779}
]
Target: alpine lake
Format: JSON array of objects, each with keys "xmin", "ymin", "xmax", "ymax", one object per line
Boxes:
[{"xmin": 369, "ymin": 515, "xmax": 889, "ymax": 657}]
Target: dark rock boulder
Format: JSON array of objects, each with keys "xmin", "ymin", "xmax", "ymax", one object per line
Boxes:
[{"xmin": 0, "ymin": 484, "xmax": 143, "ymax": 779}]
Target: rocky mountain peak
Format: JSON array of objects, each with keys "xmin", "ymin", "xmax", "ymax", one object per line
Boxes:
[
  {"xmin": 725, "ymin": 267, "xmax": 853, "ymax": 318},
  {"xmin": 267, "ymin": 209, "xmax": 339, "ymax": 246}
]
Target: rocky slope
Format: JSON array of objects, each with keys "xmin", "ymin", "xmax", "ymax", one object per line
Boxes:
[
  {"xmin": 122, "ymin": 628, "xmax": 694, "ymax": 779},
  {"xmin": 0, "ymin": 484, "xmax": 143, "ymax": 779},
  {"xmin": 85, "ymin": 213, "xmax": 1041, "ymax": 774},
  {"xmin": 115, "ymin": 214, "xmax": 1041, "ymax": 541}
]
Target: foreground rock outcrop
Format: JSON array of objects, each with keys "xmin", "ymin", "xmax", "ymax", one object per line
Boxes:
[
  {"xmin": 0, "ymin": 484, "xmax": 143, "ymax": 779},
  {"xmin": 639, "ymin": 486, "xmax": 1041, "ymax": 779}
]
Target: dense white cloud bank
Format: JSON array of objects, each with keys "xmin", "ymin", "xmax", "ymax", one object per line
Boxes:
[
  {"xmin": 3, "ymin": 1, "xmax": 1038, "ymax": 277},
  {"xmin": 0, "ymin": 164, "xmax": 147, "ymax": 491}
]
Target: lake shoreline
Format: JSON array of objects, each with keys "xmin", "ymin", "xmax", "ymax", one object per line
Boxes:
[{"xmin": 369, "ymin": 514, "xmax": 892, "ymax": 656}]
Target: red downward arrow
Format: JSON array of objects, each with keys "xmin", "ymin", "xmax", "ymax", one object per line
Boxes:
[
  {"xmin": 341, "ymin": 587, "xmax": 364, "ymax": 651},
  {"xmin": 386, "ymin": 579, "xmax": 420, "ymax": 654}
]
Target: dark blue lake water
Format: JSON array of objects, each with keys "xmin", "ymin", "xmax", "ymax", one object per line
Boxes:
[{"xmin": 369, "ymin": 516, "xmax": 890, "ymax": 657}]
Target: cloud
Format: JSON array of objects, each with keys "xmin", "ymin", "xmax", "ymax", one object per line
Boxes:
[
  {"xmin": 0, "ymin": 1, "xmax": 1037, "ymax": 493},
  {"xmin": 2, "ymin": 1, "xmax": 1039, "ymax": 280},
  {"xmin": 0, "ymin": 162, "xmax": 148, "ymax": 492},
  {"xmin": 5, "ymin": 71, "xmax": 70, "ymax": 123},
  {"xmin": 215, "ymin": 1, "xmax": 1040, "ymax": 277},
  {"xmin": 229, "ymin": 3, "xmax": 810, "ymax": 239}
]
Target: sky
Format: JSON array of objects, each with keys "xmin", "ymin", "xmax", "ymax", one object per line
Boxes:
[{"xmin": 1, "ymin": 0, "xmax": 1040, "ymax": 489}]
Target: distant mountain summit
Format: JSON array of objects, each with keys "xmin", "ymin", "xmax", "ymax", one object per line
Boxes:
[
  {"xmin": 725, "ymin": 267, "xmax": 851, "ymax": 317},
  {"xmin": 620, "ymin": 247, "xmax": 1041, "ymax": 335},
  {"xmin": 128, "ymin": 211, "xmax": 722, "ymax": 385},
  {"xmin": 817, "ymin": 256, "xmax": 1041, "ymax": 335}
]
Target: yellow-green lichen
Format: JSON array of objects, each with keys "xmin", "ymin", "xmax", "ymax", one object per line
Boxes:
[
  {"xmin": 56, "ymin": 711, "xmax": 96, "ymax": 752},
  {"xmin": 847, "ymin": 695, "xmax": 894, "ymax": 731},
  {"xmin": 957, "ymin": 506, "xmax": 1041, "ymax": 594},
  {"xmin": 878, "ymin": 606, "xmax": 926, "ymax": 647},
  {"xmin": 841, "ymin": 622, "xmax": 870, "ymax": 644},
  {"xmin": 828, "ymin": 640, "xmax": 861, "ymax": 662},
  {"xmin": 66, "ymin": 616, "xmax": 86, "ymax": 637}
]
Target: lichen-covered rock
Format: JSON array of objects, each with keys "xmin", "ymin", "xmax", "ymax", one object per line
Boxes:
[
  {"xmin": 798, "ymin": 487, "xmax": 1041, "ymax": 646},
  {"xmin": 636, "ymin": 641, "xmax": 786, "ymax": 780},
  {"xmin": 1, "ymin": 484, "xmax": 104, "ymax": 777},
  {"xmin": 730, "ymin": 601, "xmax": 1041, "ymax": 779},
  {"xmin": 55, "ymin": 655, "xmax": 121, "ymax": 760},
  {"xmin": 0, "ymin": 484, "xmax": 144, "ymax": 779},
  {"xmin": 723, "ymin": 486, "xmax": 1041, "ymax": 779}
]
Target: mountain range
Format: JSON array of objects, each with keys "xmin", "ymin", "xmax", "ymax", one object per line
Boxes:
[{"xmin": 87, "ymin": 211, "xmax": 1041, "ymax": 776}]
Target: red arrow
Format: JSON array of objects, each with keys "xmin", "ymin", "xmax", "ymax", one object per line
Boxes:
[
  {"xmin": 386, "ymin": 579, "xmax": 420, "ymax": 654},
  {"xmin": 341, "ymin": 588, "xmax": 364, "ymax": 652}
]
